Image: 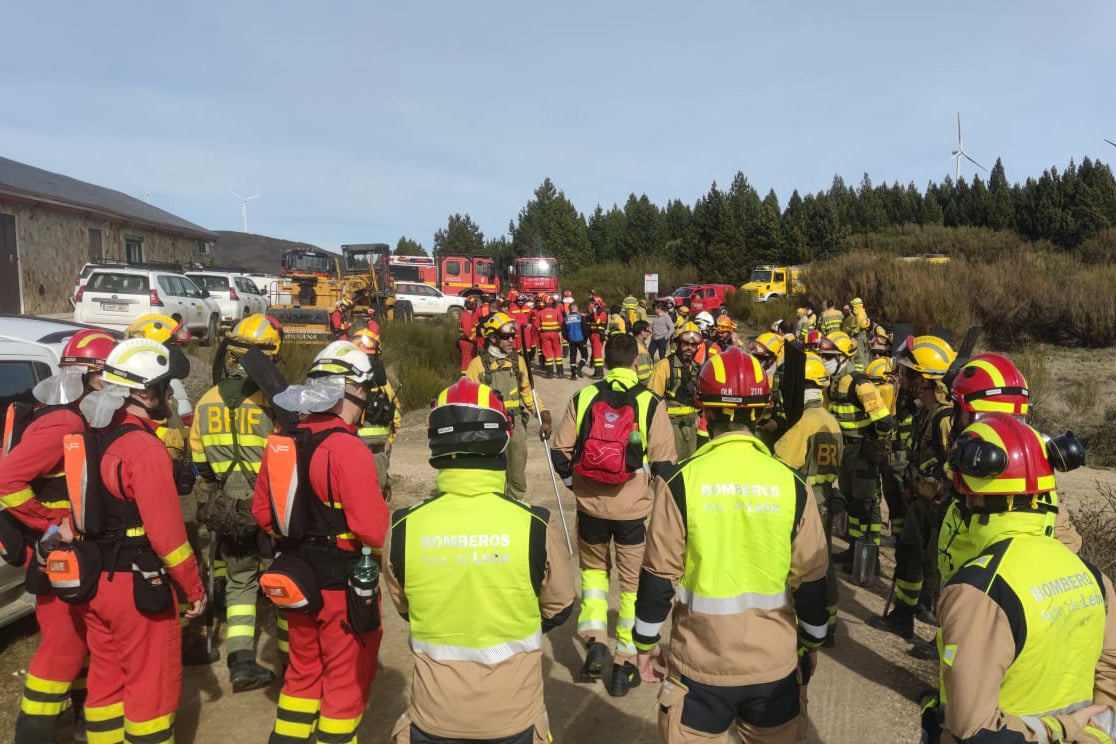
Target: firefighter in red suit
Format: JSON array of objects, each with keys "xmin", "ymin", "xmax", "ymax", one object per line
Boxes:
[
  {"xmin": 364, "ymin": 307, "xmax": 380, "ymax": 336},
  {"xmin": 459, "ymin": 297, "xmax": 478, "ymax": 376},
  {"xmin": 537, "ymin": 296, "xmax": 565, "ymax": 379},
  {"xmin": 63, "ymin": 338, "xmax": 206, "ymax": 743},
  {"xmin": 253, "ymin": 340, "xmax": 391, "ymax": 744},
  {"xmin": 1, "ymin": 330, "xmax": 115, "ymax": 743},
  {"xmin": 508, "ymin": 295, "xmax": 533, "ymax": 353},
  {"xmin": 588, "ymin": 301, "xmax": 608, "ymax": 379},
  {"xmin": 330, "ymin": 298, "xmax": 353, "ymax": 340}
]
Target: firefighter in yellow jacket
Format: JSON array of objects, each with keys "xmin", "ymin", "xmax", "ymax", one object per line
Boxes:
[
  {"xmin": 465, "ymin": 313, "xmax": 551, "ymax": 501},
  {"xmin": 649, "ymin": 323, "xmax": 704, "ymax": 459},
  {"xmin": 634, "ymin": 348, "xmax": 829, "ymax": 743},
  {"xmin": 352, "ymin": 328, "xmax": 401, "ymax": 500},
  {"xmin": 384, "ymin": 379, "xmax": 576, "ymax": 743},
  {"xmin": 774, "ymin": 352, "xmax": 843, "ymax": 644},
  {"xmin": 551, "ymin": 333, "xmax": 677, "ymax": 697},
  {"xmin": 188, "ymin": 314, "xmax": 281, "ymax": 691},
  {"xmin": 870, "ymin": 335, "xmax": 954, "ymax": 641},
  {"xmin": 930, "ymin": 413, "xmax": 1116, "ymax": 744},
  {"xmin": 824, "ymin": 331, "xmax": 894, "ymax": 568}
]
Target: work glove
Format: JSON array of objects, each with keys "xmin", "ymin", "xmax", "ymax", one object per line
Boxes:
[{"xmin": 539, "ymin": 410, "xmax": 552, "ymax": 441}]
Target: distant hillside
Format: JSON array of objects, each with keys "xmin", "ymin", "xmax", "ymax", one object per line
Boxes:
[{"xmin": 206, "ymin": 231, "xmax": 336, "ymax": 274}]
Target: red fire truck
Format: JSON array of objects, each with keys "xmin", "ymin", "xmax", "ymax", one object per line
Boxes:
[
  {"xmin": 388, "ymin": 255, "xmax": 500, "ymax": 298},
  {"xmin": 508, "ymin": 257, "xmax": 559, "ymax": 297}
]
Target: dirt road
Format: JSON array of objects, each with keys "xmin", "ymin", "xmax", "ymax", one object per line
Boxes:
[{"xmin": 3, "ymin": 371, "xmax": 1114, "ymax": 742}]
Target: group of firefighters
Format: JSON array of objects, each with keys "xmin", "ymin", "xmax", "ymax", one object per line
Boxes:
[{"xmin": 1, "ymin": 284, "xmax": 1115, "ymax": 743}]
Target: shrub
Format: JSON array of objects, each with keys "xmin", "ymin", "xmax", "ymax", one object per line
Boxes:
[
  {"xmin": 560, "ymin": 259, "xmax": 699, "ymax": 305},
  {"xmin": 1075, "ymin": 483, "xmax": 1116, "ymax": 575},
  {"xmin": 381, "ymin": 318, "xmax": 460, "ymax": 410}
]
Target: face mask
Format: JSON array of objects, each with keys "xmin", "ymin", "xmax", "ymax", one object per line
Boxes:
[{"xmin": 823, "ymin": 358, "xmax": 839, "ymax": 376}]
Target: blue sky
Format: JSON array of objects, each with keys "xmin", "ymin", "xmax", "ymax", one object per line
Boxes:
[{"xmin": 5, "ymin": 2, "xmax": 1115, "ymax": 253}]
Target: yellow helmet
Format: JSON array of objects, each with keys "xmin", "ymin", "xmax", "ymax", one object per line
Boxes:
[
  {"xmin": 752, "ymin": 332, "xmax": 784, "ymax": 358},
  {"xmin": 482, "ymin": 312, "xmax": 516, "ymax": 338},
  {"xmin": 230, "ymin": 314, "xmax": 282, "ymax": 357},
  {"xmin": 826, "ymin": 331, "xmax": 856, "ymax": 358},
  {"xmin": 126, "ymin": 313, "xmax": 188, "ymax": 346},
  {"xmin": 804, "ymin": 352, "xmax": 829, "ymax": 387},
  {"xmin": 677, "ymin": 306, "xmax": 690, "ymax": 317},
  {"xmin": 896, "ymin": 335, "xmax": 956, "ymax": 379},
  {"xmin": 865, "ymin": 357, "xmax": 894, "ymax": 382},
  {"xmin": 851, "ymin": 297, "xmax": 864, "ymax": 307},
  {"xmin": 352, "ymin": 328, "xmax": 381, "ymax": 356},
  {"xmin": 676, "ymin": 322, "xmax": 702, "ymax": 343}
]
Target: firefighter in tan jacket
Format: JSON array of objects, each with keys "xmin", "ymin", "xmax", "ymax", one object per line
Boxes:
[
  {"xmin": 774, "ymin": 352, "xmax": 844, "ymax": 644},
  {"xmin": 930, "ymin": 413, "xmax": 1116, "ymax": 744},
  {"xmin": 385, "ymin": 380, "xmax": 575, "ymax": 743},
  {"xmin": 551, "ymin": 333, "xmax": 677, "ymax": 697},
  {"xmin": 634, "ymin": 348, "xmax": 829, "ymax": 743}
]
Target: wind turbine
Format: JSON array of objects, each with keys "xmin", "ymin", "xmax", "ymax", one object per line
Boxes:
[
  {"xmin": 230, "ymin": 190, "xmax": 261, "ymax": 232},
  {"xmin": 949, "ymin": 113, "xmax": 986, "ymax": 181}
]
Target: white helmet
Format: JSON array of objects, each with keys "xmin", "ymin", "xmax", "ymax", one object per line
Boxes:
[
  {"xmin": 308, "ymin": 340, "xmax": 375, "ymax": 385},
  {"xmin": 694, "ymin": 311, "xmax": 715, "ymax": 332},
  {"xmin": 102, "ymin": 338, "xmax": 175, "ymax": 390}
]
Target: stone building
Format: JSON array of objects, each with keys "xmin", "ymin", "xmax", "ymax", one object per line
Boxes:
[{"xmin": 0, "ymin": 156, "xmax": 216, "ymax": 315}]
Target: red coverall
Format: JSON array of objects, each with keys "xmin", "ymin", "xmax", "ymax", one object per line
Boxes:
[
  {"xmin": 537, "ymin": 306, "xmax": 564, "ymax": 377},
  {"xmin": 458, "ymin": 309, "xmax": 477, "ymax": 374},
  {"xmin": 80, "ymin": 412, "xmax": 205, "ymax": 743},
  {"xmin": 252, "ymin": 414, "xmax": 390, "ymax": 744},
  {"xmin": 0, "ymin": 406, "xmax": 89, "ymax": 744},
  {"xmin": 589, "ymin": 306, "xmax": 608, "ymax": 373},
  {"xmin": 365, "ymin": 318, "xmax": 380, "ymax": 336},
  {"xmin": 329, "ymin": 309, "xmax": 351, "ymax": 340},
  {"xmin": 508, "ymin": 307, "xmax": 531, "ymax": 351}
]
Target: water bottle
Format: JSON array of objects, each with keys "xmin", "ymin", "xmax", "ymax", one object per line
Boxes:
[{"xmin": 349, "ymin": 547, "xmax": 381, "ymax": 632}]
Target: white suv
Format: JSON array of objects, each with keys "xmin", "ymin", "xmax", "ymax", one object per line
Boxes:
[
  {"xmin": 186, "ymin": 271, "xmax": 269, "ymax": 329},
  {"xmin": 73, "ymin": 268, "xmax": 222, "ymax": 343},
  {"xmin": 394, "ymin": 281, "xmax": 466, "ymax": 319}
]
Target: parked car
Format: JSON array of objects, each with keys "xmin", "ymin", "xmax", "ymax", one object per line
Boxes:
[
  {"xmin": 185, "ymin": 271, "xmax": 269, "ymax": 329},
  {"xmin": 669, "ymin": 283, "xmax": 737, "ymax": 313},
  {"xmin": 73, "ymin": 268, "xmax": 221, "ymax": 343},
  {"xmin": 394, "ymin": 281, "xmax": 466, "ymax": 319},
  {"xmin": 245, "ymin": 273, "xmax": 281, "ymax": 299}
]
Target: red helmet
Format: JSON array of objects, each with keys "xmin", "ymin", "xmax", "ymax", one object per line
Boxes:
[
  {"xmin": 815, "ymin": 337, "xmax": 837, "ymax": 356},
  {"xmin": 950, "ymin": 353, "xmax": 1029, "ymax": 416},
  {"xmin": 950, "ymin": 413, "xmax": 1055, "ymax": 497},
  {"xmin": 428, "ymin": 379, "xmax": 511, "ymax": 460},
  {"xmin": 60, "ymin": 330, "xmax": 116, "ymax": 370},
  {"xmin": 804, "ymin": 329, "xmax": 822, "ymax": 350},
  {"xmin": 695, "ymin": 347, "xmax": 770, "ymax": 410}
]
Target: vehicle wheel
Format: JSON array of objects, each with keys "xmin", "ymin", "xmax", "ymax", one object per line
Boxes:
[
  {"xmin": 397, "ymin": 300, "xmax": 414, "ymax": 323},
  {"xmin": 200, "ymin": 314, "xmax": 219, "ymax": 346},
  {"xmin": 448, "ymin": 306, "xmax": 462, "ymax": 322}
]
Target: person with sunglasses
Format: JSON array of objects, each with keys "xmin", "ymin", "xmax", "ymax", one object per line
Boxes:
[{"xmin": 465, "ymin": 312, "xmax": 551, "ymax": 501}]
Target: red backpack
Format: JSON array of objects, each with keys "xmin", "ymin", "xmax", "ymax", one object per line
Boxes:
[{"xmin": 573, "ymin": 384, "xmax": 647, "ymax": 485}]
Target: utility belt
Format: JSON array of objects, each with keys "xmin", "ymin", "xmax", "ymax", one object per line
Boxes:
[
  {"xmin": 39, "ymin": 534, "xmax": 175, "ymax": 615},
  {"xmin": 260, "ymin": 538, "xmax": 380, "ymax": 633}
]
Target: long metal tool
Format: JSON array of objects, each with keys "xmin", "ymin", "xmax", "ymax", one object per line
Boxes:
[
  {"xmin": 520, "ymin": 327, "xmax": 574, "ymax": 555},
  {"xmin": 206, "ymin": 531, "xmax": 220, "ymax": 658}
]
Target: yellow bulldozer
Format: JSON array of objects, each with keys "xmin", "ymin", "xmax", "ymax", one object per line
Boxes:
[{"xmin": 268, "ymin": 243, "xmax": 413, "ymax": 342}]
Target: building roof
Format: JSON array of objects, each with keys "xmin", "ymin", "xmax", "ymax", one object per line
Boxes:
[{"xmin": 0, "ymin": 156, "xmax": 216, "ymax": 240}]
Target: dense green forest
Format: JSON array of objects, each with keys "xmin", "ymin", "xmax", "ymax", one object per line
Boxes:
[{"xmin": 398, "ymin": 156, "xmax": 1116, "ymax": 282}]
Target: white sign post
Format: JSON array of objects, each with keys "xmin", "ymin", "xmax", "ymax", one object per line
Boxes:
[{"xmin": 643, "ymin": 273, "xmax": 659, "ymax": 296}]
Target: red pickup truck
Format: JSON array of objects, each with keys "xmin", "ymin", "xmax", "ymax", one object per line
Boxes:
[{"xmin": 668, "ymin": 283, "xmax": 736, "ymax": 313}]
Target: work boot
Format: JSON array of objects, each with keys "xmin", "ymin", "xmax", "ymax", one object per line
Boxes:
[
  {"xmin": 831, "ymin": 547, "xmax": 854, "ymax": 565},
  {"xmin": 607, "ymin": 662, "xmax": 640, "ymax": 698},
  {"xmin": 578, "ymin": 641, "xmax": 609, "ymax": 683},
  {"xmin": 868, "ymin": 606, "xmax": 914, "ymax": 640},
  {"xmin": 910, "ymin": 640, "xmax": 939, "ymax": 661},
  {"xmin": 593, "ymin": 368, "xmax": 604, "ymax": 379},
  {"xmin": 915, "ymin": 602, "xmax": 937, "ymax": 625},
  {"xmin": 228, "ymin": 651, "xmax": 276, "ymax": 693},
  {"xmin": 182, "ymin": 635, "xmax": 220, "ymax": 666}
]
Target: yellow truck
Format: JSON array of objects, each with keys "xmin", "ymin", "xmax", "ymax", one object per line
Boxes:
[{"xmin": 740, "ymin": 265, "xmax": 805, "ymax": 302}]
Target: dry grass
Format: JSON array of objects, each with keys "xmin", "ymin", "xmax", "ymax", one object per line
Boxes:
[{"xmin": 1075, "ymin": 483, "xmax": 1116, "ymax": 575}]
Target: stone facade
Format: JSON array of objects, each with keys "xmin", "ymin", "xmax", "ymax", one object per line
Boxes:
[{"xmin": 0, "ymin": 197, "xmax": 209, "ymax": 315}]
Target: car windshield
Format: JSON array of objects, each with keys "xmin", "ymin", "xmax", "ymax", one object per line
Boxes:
[
  {"xmin": 518, "ymin": 260, "xmax": 556, "ymax": 278},
  {"xmin": 750, "ymin": 270, "xmax": 772, "ymax": 283},
  {"xmin": 187, "ymin": 275, "xmax": 230, "ymax": 291},
  {"xmin": 671, "ymin": 287, "xmax": 695, "ymax": 298},
  {"xmin": 87, "ymin": 272, "xmax": 150, "ymax": 294}
]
